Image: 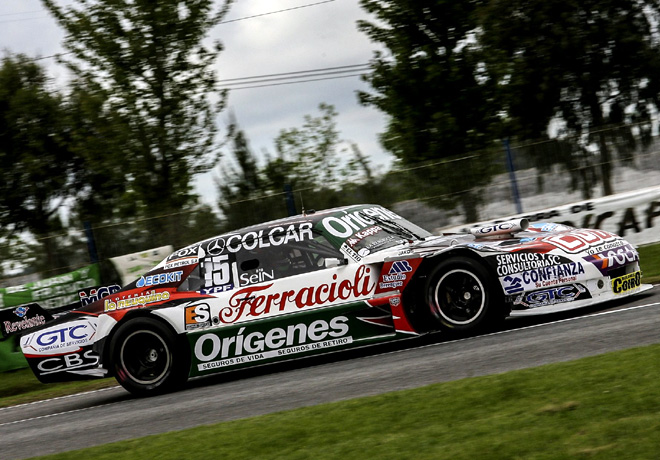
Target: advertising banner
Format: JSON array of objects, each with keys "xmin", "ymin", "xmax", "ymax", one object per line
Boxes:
[
  {"xmin": 0, "ymin": 264, "xmax": 101, "ymax": 311},
  {"xmin": 441, "ymin": 186, "xmax": 660, "ymax": 247},
  {"xmin": 110, "ymin": 245, "xmax": 173, "ymax": 285}
]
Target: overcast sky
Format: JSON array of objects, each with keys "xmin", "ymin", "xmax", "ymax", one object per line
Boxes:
[{"xmin": 0, "ymin": 0, "xmax": 391, "ymax": 208}]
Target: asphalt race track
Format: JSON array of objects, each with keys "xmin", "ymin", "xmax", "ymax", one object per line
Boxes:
[{"xmin": 2, "ymin": 287, "xmax": 659, "ymax": 459}]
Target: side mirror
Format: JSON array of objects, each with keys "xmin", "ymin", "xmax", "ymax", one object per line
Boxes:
[{"xmin": 324, "ymin": 258, "xmax": 347, "ymax": 268}]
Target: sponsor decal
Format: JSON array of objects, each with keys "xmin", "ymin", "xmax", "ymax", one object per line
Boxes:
[
  {"xmin": 204, "ymin": 223, "xmax": 314, "ymax": 255},
  {"xmin": 239, "ymin": 268, "xmax": 275, "ymax": 286},
  {"xmin": 201, "ymin": 285, "xmax": 234, "ymax": 295},
  {"xmin": 544, "ymin": 229, "xmax": 618, "ymax": 254},
  {"xmin": 495, "ymin": 252, "xmax": 568, "ymax": 276},
  {"xmin": 217, "ymin": 265, "xmax": 375, "ymax": 324},
  {"xmin": 321, "ymin": 206, "xmax": 401, "ymax": 239},
  {"xmin": 206, "ymin": 237, "xmax": 226, "ymax": 256},
  {"xmin": 340, "ymin": 243, "xmax": 362, "ymax": 262},
  {"xmin": 136, "ymin": 271, "xmax": 183, "ymax": 288},
  {"xmin": 514, "ymin": 284, "xmax": 588, "ymax": 308},
  {"xmin": 346, "ymin": 225, "xmax": 383, "ymax": 247},
  {"xmin": 2, "ymin": 308, "xmax": 47, "ymax": 335},
  {"xmin": 166, "ymin": 244, "xmax": 202, "ymax": 262},
  {"xmin": 185, "ymin": 303, "xmax": 212, "ymax": 331},
  {"xmin": 472, "ymin": 222, "xmax": 516, "ymax": 236},
  {"xmin": 586, "ymin": 239, "xmax": 627, "ymax": 255},
  {"xmin": 35, "ymin": 350, "xmax": 99, "ymax": 376},
  {"xmin": 22, "ymin": 320, "xmax": 97, "ymax": 354},
  {"xmin": 611, "ymin": 271, "xmax": 642, "ymax": 295},
  {"xmin": 583, "ymin": 244, "xmax": 639, "ymax": 274},
  {"xmin": 163, "ymin": 258, "xmax": 198, "ymax": 270},
  {"xmin": 79, "ymin": 285, "xmax": 121, "ymax": 306},
  {"xmin": 500, "ymin": 262, "xmax": 586, "ymax": 293},
  {"xmin": 502, "ymin": 275, "xmax": 524, "ymax": 294},
  {"xmin": 194, "ymin": 316, "xmax": 351, "ymax": 371},
  {"xmin": 379, "ymin": 261, "xmax": 413, "ymax": 290},
  {"xmin": 103, "ymin": 290, "xmax": 170, "ymax": 312}
]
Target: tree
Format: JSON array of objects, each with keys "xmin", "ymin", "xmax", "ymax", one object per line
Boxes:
[
  {"xmin": 42, "ymin": 0, "xmax": 233, "ymax": 245},
  {"xmin": 217, "ymin": 105, "xmax": 391, "ymax": 230},
  {"xmin": 216, "ymin": 115, "xmax": 284, "ymax": 230},
  {"xmin": 357, "ymin": 0, "xmax": 501, "ymax": 222},
  {"xmin": 0, "ymin": 55, "xmax": 77, "ymax": 273},
  {"xmin": 217, "ymin": 106, "xmax": 346, "ymax": 229},
  {"xmin": 480, "ymin": 0, "xmax": 660, "ymax": 197},
  {"xmin": 65, "ymin": 79, "xmax": 135, "ymax": 221},
  {"xmin": 273, "ymin": 103, "xmax": 342, "ymax": 189}
]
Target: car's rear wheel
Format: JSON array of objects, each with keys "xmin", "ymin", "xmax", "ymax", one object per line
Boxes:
[
  {"xmin": 425, "ymin": 257, "xmax": 504, "ymax": 334},
  {"xmin": 110, "ymin": 317, "xmax": 189, "ymax": 396}
]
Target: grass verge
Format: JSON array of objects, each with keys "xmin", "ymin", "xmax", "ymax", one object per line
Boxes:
[
  {"xmin": 32, "ymin": 343, "xmax": 660, "ymax": 460},
  {"xmin": 639, "ymin": 243, "xmax": 660, "ymax": 284},
  {"xmin": 0, "ymin": 369, "xmax": 117, "ymax": 408}
]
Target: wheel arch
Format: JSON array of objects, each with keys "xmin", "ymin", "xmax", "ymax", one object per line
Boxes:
[
  {"xmin": 98, "ymin": 308, "xmax": 190, "ymax": 377},
  {"xmin": 402, "ymin": 248, "xmax": 505, "ymax": 332}
]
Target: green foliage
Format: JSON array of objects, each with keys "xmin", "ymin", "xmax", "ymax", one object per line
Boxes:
[
  {"xmin": 480, "ymin": 0, "xmax": 660, "ymax": 197},
  {"xmin": 357, "ymin": 1, "xmax": 500, "ymax": 221},
  {"xmin": 216, "ymin": 114, "xmax": 290, "ymax": 229},
  {"xmin": 217, "ymin": 105, "xmax": 398, "ymax": 231},
  {"xmin": 358, "ymin": 0, "xmax": 660, "ymax": 208},
  {"xmin": 358, "ymin": 1, "xmax": 496, "ymax": 160},
  {"xmin": 65, "ymin": 80, "xmax": 136, "ymax": 222},
  {"xmin": 42, "ymin": 0, "xmax": 233, "ymax": 221},
  {"xmin": 0, "ymin": 55, "xmax": 73, "ymax": 234},
  {"xmin": 274, "ymin": 103, "xmax": 342, "ymax": 189},
  {"xmin": 0, "ymin": 55, "xmax": 81, "ymax": 274}
]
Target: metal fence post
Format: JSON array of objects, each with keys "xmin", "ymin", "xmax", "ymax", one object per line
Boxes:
[{"xmin": 503, "ymin": 138, "xmax": 524, "ymax": 214}]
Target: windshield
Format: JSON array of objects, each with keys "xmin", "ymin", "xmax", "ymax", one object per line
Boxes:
[{"xmin": 315, "ymin": 205, "xmax": 431, "ymax": 260}]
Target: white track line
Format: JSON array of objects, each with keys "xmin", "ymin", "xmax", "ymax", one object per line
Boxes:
[
  {"xmin": 3, "ymin": 300, "xmax": 659, "ymax": 426},
  {"xmin": 0, "ymin": 385, "xmax": 121, "ymax": 412}
]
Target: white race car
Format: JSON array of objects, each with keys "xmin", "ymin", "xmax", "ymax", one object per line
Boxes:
[{"xmin": 5, "ymin": 204, "xmax": 650, "ymax": 395}]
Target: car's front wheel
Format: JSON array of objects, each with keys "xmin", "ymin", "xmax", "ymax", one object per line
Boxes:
[
  {"xmin": 109, "ymin": 317, "xmax": 189, "ymax": 396},
  {"xmin": 425, "ymin": 257, "xmax": 504, "ymax": 334}
]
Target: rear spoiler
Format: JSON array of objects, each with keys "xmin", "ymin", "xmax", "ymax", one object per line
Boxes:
[
  {"xmin": 0, "ymin": 283, "xmax": 121, "ymax": 340},
  {"xmin": 0, "ymin": 303, "xmax": 54, "ymax": 340}
]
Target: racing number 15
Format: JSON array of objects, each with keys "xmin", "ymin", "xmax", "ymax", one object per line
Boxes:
[{"xmin": 205, "ymin": 254, "xmax": 231, "ymax": 286}]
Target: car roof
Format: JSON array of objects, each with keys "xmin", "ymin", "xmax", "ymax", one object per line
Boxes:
[
  {"xmin": 155, "ymin": 204, "xmax": 376, "ymax": 269},
  {"xmin": 230, "ymin": 204, "xmax": 367, "ymax": 234}
]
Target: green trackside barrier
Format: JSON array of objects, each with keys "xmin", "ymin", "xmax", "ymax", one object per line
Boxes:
[
  {"xmin": 0, "ymin": 336, "xmax": 28, "ymax": 372},
  {"xmin": 0, "ymin": 263, "xmax": 102, "ymax": 373}
]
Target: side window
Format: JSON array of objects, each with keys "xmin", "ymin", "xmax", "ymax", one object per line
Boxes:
[
  {"xmin": 178, "ymin": 265, "xmax": 203, "ymax": 292},
  {"xmin": 235, "ymin": 233, "xmax": 344, "ymax": 285}
]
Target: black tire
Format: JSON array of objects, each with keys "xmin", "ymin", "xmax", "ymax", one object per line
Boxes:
[
  {"xmin": 425, "ymin": 257, "xmax": 504, "ymax": 334},
  {"xmin": 109, "ymin": 317, "xmax": 189, "ymax": 396}
]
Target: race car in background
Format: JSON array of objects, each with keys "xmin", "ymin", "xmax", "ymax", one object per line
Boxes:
[{"xmin": 6, "ymin": 204, "xmax": 652, "ymax": 396}]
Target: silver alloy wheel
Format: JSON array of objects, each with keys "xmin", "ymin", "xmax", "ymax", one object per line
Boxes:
[
  {"xmin": 431, "ymin": 268, "xmax": 486, "ymax": 325},
  {"xmin": 119, "ymin": 329, "xmax": 171, "ymax": 385}
]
